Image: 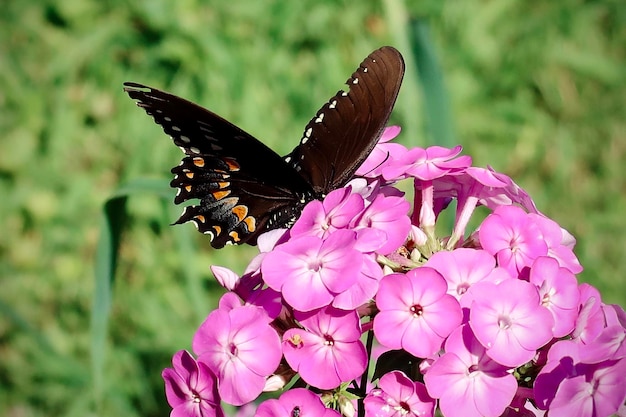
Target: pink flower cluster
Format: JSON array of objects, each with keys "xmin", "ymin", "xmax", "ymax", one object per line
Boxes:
[{"xmin": 163, "ymin": 127, "xmax": 626, "ymax": 417}]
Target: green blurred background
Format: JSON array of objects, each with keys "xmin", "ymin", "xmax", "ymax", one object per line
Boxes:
[{"xmin": 1, "ymin": 1, "xmax": 624, "ymax": 416}]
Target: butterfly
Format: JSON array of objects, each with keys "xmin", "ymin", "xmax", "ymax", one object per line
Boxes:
[{"xmin": 124, "ymin": 46, "xmax": 405, "ymax": 248}]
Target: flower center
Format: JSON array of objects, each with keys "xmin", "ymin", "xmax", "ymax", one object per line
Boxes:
[
  {"xmin": 498, "ymin": 316, "xmax": 512, "ymax": 329},
  {"xmin": 410, "ymin": 304, "xmax": 424, "ymax": 317},
  {"xmin": 291, "ymin": 406, "xmax": 301, "ymax": 417},
  {"xmin": 287, "ymin": 333, "xmax": 303, "ymax": 348},
  {"xmin": 323, "ymin": 334, "xmax": 335, "ymax": 346},
  {"xmin": 457, "ymin": 282, "xmax": 470, "ymax": 295},
  {"xmin": 308, "ymin": 259, "xmax": 323, "ymax": 272},
  {"xmin": 393, "ymin": 401, "xmax": 411, "ymax": 414},
  {"xmin": 229, "ymin": 342, "xmax": 238, "ymax": 356},
  {"xmin": 191, "ymin": 391, "xmax": 201, "ymax": 403}
]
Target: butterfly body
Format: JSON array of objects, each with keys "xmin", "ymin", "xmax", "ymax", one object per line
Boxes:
[{"xmin": 124, "ymin": 46, "xmax": 404, "ymax": 248}]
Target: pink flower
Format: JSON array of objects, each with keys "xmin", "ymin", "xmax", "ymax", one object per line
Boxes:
[
  {"xmin": 572, "ymin": 284, "xmax": 605, "ymax": 344},
  {"xmin": 353, "ymin": 193, "xmax": 411, "ymax": 255},
  {"xmin": 479, "ymin": 205, "xmax": 548, "ymax": 278},
  {"xmin": 425, "ymin": 248, "xmax": 510, "ymax": 305},
  {"xmin": 468, "ymin": 279, "xmax": 554, "ymax": 367},
  {"xmin": 356, "ymin": 126, "xmax": 406, "ymax": 179},
  {"xmin": 374, "ymin": 267, "xmax": 463, "ymax": 358},
  {"xmin": 255, "ymin": 388, "xmax": 340, "ymax": 417},
  {"xmin": 528, "ymin": 256, "xmax": 580, "ymax": 337},
  {"xmin": 424, "ymin": 325, "xmax": 517, "ymax": 417},
  {"xmin": 282, "ymin": 306, "xmax": 367, "ymax": 389},
  {"xmin": 383, "ymin": 145, "xmax": 471, "ymax": 181},
  {"xmin": 548, "ymin": 359, "xmax": 626, "ymax": 417},
  {"xmin": 529, "ymin": 213, "xmax": 583, "ymax": 274},
  {"xmin": 261, "ymin": 230, "xmax": 362, "ymax": 311},
  {"xmin": 162, "ymin": 350, "xmax": 224, "ymax": 417},
  {"xmin": 534, "ymin": 340, "xmax": 626, "ymax": 416},
  {"xmin": 291, "ymin": 187, "xmax": 365, "ymax": 239},
  {"xmin": 192, "ymin": 298, "xmax": 282, "ymax": 405},
  {"xmin": 364, "ymin": 371, "xmax": 436, "ymax": 417},
  {"xmin": 331, "ymin": 253, "xmax": 383, "ymax": 310}
]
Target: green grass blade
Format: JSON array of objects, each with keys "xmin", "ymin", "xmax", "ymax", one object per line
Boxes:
[
  {"xmin": 409, "ymin": 18, "xmax": 456, "ymax": 147},
  {"xmin": 90, "ymin": 178, "xmax": 172, "ymax": 408}
]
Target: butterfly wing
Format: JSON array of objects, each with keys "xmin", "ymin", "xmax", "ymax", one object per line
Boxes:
[
  {"xmin": 284, "ymin": 46, "xmax": 405, "ymax": 194},
  {"xmin": 124, "ymin": 82, "xmax": 314, "ymax": 248}
]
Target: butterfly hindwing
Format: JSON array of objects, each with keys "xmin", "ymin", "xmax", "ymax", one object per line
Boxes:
[
  {"xmin": 285, "ymin": 46, "xmax": 405, "ymax": 194},
  {"xmin": 123, "ymin": 82, "xmax": 313, "ymax": 247}
]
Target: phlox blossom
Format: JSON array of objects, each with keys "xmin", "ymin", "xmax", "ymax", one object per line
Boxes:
[
  {"xmin": 355, "ymin": 125, "xmax": 405, "ymax": 179},
  {"xmin": 352, "ymin": 192, "xmax": 410, "ymax": 254},
  {"xmin": 534, "ymin": 339, "xmax": 626, "ymax": 416},
  {"xmin": 255, "ymin": 388, "xmax": 340, "ymax": 417},
  {"xmin": 382, "ymin": 144, "xmax": 471, "ymax": 181},
  {"xmin": 425, "ymin": 248, "xmax": 510, "ymax": 306},
  {"xmin": 528, "ymin": 256, "xmax": 580, "ymax": 337},
  {"xmin": 162, "ymin": 350, "xmax": 224, "ymax": 417},
  {"xmin": 374, "ymin": 267, "xmax": 463, "ymax": 358},
  {"xmin": 282, "ymin": 306, "xmax": 367, "ymax": 389},
  {"xmin": 262, "ymin": 230, "xmax": 361, "ymax": 311},
  {"xmin": 424, "ymin": 325, "xmax": 517, "ymax": 417},
  {"xmin": 192, "ymin": 298, "xmax": 281, "ymax": 405},
  {"xmin": 291, "ymin": 187, "xmax": 365, "ymax": 239},
  {"xmin": 364, "ymin": 371, "xmax": 435, "ymax": 417},
  {"xmin": 469, "ymin": 279, "xmax": 554, "ymax": 367},
  {"xmin": 479, "ymin": 205, "xmax": 548, "ymax": 278}
]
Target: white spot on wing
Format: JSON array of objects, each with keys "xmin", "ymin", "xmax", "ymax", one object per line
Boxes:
[
  {"xmin": 341, "ymin": 91, "xmax": 348, "ymax": 97},
  {"xmin": 315, "ymin": 113, "xmax": 324, "ymax": 123},
  {"xmin": 164, "ymin": 116, "xmax": 172, "ymax": 122},
  {"xmin": 190, "ymin": 146, "xmax": 200, "ymax": 154},
  {"xmin": 301, "ymin": 137, "xmax": 308, "ymax": 144},
  {"xmin": 180, "ymin": 135, "xmax": 191, "ymax": 143},
  {"xmin": 352, "ymin": 78, "xmax": 359, "ymax": 85},
  {"xmin": 329, "ymin": 100, "xmax": 337, "ymax": 109},
  {"xmin": 305, "ymin": 127, "xmax": 312, "ymax": 137},
  {"xmin": 172, "ymin": 126, "xmax": 181, "ymax": 132}
]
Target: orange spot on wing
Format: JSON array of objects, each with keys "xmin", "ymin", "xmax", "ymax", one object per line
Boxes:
[
  {"xmin": 232, "ymin": 205, "xmax": 248, "ymax": 221},
  {"xmin": 194, "ymin": 215, "xmax": 206, "ymax": 223},
  {"xmin": 185, "ymin": 172, "xmax": 195, "ymax": 179},
  {"xmin": 213, "ymin": 225, "xmax": 222, "ymax": 235},
  {"xmin": 243, "ymin": 216, "xmax": 256, "ymax": 232},
  {"xmin": 184, "ymin": 185, "xmax": 192, "ymax": 192},
  {"xmin": 193, "ymin": 157, "xmax": 205, "ymax": 167},
  {"xmin": 218, "ymin": 181, "xmax": 230, "ymax": 189},
  {"xmin": 229, "ymin": 231, "xmax": 240, "ymax": 242},
  {"xmin": 223, "ymin": 157, "xmax": 240, "ymax": 171},
  {"xmin": 212, "ymin": 190, "xmax": 231, "ymax": 200}
]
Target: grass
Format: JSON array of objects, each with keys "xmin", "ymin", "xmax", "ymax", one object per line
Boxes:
[{"xmin": 1, "ymin": 1, "xmax": 624, "ymax": 416}]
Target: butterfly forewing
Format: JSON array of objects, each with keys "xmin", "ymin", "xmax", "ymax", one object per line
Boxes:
[
  {"xmin": 285, "ymin": 46, "xmax": 405, "ymax": 194},
  {"xmin": 124, "ymin": 82, "xmax": 313, "ymax": 247}
]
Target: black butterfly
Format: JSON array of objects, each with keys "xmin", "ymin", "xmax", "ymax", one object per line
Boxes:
[{"xmin": 124, "ymin": 46, "xmax": 404, "ymax": 248}]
